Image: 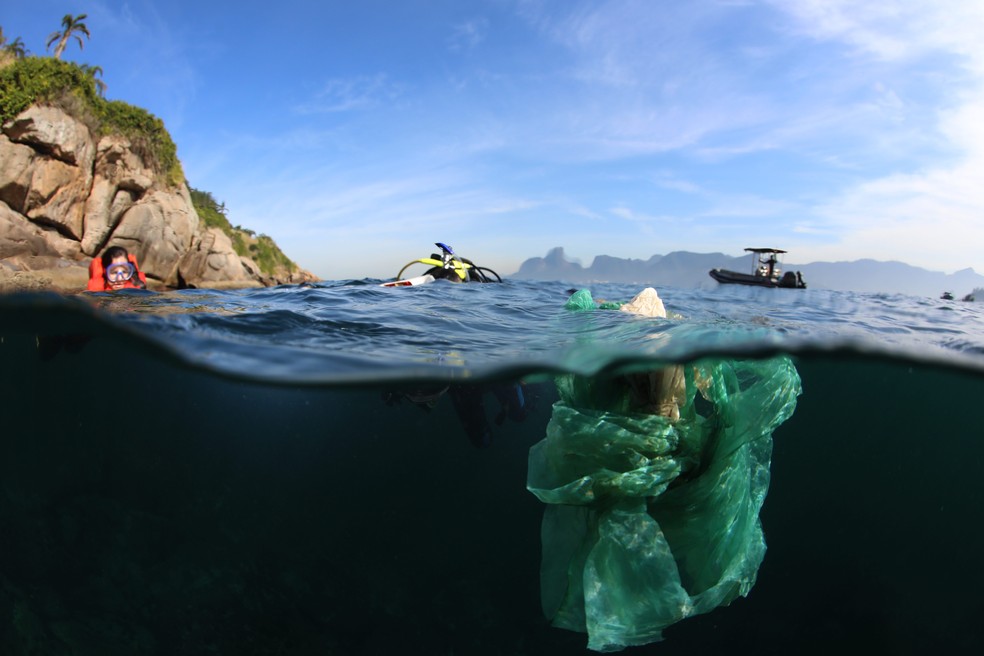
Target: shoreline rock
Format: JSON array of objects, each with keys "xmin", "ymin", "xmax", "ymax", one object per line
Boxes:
[
  {"xmin": 1, "ymin": 103, "xmax": 317, "ymax": 292},
  {"xmin": 0, "ymin": 262, "xmax": 267, "ymax": 294}
]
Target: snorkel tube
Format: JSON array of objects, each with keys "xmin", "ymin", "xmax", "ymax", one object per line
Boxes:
[{"xmin": 435, "ymin": 242, "xmax": 469, "ymax": 281}]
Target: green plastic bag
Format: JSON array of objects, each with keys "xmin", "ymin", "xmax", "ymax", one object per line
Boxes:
[{"xmin": 528, "ymin": 291, "xmax": 802, "ymax": 651}]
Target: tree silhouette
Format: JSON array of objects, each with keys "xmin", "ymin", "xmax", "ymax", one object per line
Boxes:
[
  {"xmin": 5, "ymin": 36, "xmax": 27, "ymax": 58},
  {"xmin": 46, "ymin": 13, "xmax": 90, "ymax": 60},
  {"xmin": 1, "ymin": 27, "xmax": 28, "ymax": 59},
  {"xmin": 79, "ymin": 63, "xmax": 107, "ymax": 97}
]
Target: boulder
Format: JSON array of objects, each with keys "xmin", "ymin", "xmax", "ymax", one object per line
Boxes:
[
  {"xmin": 23, "ymin": 154, "xmax": 90, "ymax": 239},
  {"xmin": 81, "ymin": 134, "xmax": 154, "ymax": 255},
  {"xmin": 93, "ymin": 133, "xmax": 154, "ymax": 191},
  {"xmin": 0, "ymin": 201, "xmax": 87, "ymax": 293},
  {"xmin": 0, "ymin": 260, "xmax": 88, "ymax": 292},
  {"xmin": 111, "ymin": 188, "xmax": 200, "ymax": 283},
  {"xmin": 81, "ymin": 178, "xmax": 134, "ymax": 255},
  {"xmin": 1, "ymin": 107, "xmax": 95, "ymax": 240},
  {"xmin": 4, "ymin": 105, "xmax": 95, "ymax": 169},
  {"xmin": 175, "ymin": 227, "xmax": 256, "ymax": 288},
  {"xmin": 0, "ymin": 201, "xmax": 82, "ymax": 261},
  {"xmin": 0, "ymin": 134, "xmax": 37, "ymax": 213}
]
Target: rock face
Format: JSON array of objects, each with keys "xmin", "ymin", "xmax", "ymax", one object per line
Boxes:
[{"xmin": 0, "ymin": 104, "xmax": 317, "ymax": 292}]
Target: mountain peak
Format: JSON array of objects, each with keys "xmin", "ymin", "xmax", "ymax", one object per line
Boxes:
[{"xmin": 511, "ymin": 248, "xmax": 984, "ymax": 297}]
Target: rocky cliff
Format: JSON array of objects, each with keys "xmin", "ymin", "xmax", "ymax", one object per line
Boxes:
[{"xmin": 0, "ymin": 103, "xmax": 317, "ymax": 292}]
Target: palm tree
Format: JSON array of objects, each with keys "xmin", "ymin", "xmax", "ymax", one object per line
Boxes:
[
  {"xmin": 79, "ymin": 63, "xmax": 107, "ymax": 97},
  {"xmin": 4, "ymin": 36, "xmax": 28, "ymax": 59},
  {"xmin": 46, "ymin": 14, "xmax": 90, "ymax": 60},
  {"xmin": 0, "ymin": 27, "xmax": 27, "ymax": 64}
]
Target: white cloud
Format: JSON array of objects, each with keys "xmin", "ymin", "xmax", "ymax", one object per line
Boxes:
[
  {"xmin": 767, "ymin": 1, "xmax": 916, "ymax": 61},
  {"xmin": 764, "ymin": 1, "xmax": 984, "ymax": 272},
  {"xmin": 768, "ymin": 0, "xmax": 984, "ymax": 70},
  {"xmin": 807, "ymin": 121, "xmax": 984, "ymax": 272}
]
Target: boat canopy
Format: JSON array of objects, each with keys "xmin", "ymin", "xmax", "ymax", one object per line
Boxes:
[{"xmin": 744, "ymin": 248, "xmax": 787, "ymax": 254}]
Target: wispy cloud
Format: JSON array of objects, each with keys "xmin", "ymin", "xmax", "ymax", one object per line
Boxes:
[
  {"xmin": 294, "ymin": 74, "xmax": 403, "ymax": 114},
  {"xmin": 448, "ymin": 17, "xmax": 490, "ymax": 52},
  {"xmin": 762, "ymin": 0, "xmax": 984, "ymax": 271},
  {"xmin": 652, "ymin": 173, "xmax": 702, "ymax": 194},
  {"xmin": 509, "ymin": 1, "xmax": 976, "ymax": 167},
  {"xmin": 505, "ymin": 2, "xmax": 819, "ymax": 159},
  {"xmin": 610, "ymin": 205, "xmax": 681, "ymax": 226},
  {"xmin": 767, "ymin": 0, "xmax": 984, "ymax": 68},
  {"xmin": 700, "ymin": 194, "xmax": 797, "ymax": 219}
]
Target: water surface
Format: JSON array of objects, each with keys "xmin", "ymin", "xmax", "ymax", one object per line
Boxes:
[{"xmin": 1, "ymin": 280, "xmax": 982, "ymax": 654}]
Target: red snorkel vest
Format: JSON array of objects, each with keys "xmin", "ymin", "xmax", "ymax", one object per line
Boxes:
[{"xmin": 86, "ymin": 254, "xmax": 147, "ymax": 291}]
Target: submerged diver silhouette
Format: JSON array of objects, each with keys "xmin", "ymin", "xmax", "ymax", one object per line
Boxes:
[{"xmin": 383, "ymin": 381, "xmax": 530, "ymax": 448}]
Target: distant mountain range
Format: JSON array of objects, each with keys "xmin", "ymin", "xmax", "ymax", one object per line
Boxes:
[{"xmin": 511, "ymin": 247, "xmax": 984, "ymax": 299}]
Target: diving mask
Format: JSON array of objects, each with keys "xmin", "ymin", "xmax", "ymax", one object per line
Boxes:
[{"xmin": 105, "ymin": 261, "xmax": 135, "ymax": 282}]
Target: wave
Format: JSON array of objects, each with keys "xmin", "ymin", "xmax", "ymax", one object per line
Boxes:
[{"xmin": 3, "ymin": 281, "xmax": 984, "ymax": 387}]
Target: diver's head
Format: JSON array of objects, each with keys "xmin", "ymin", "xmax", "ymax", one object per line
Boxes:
[
  {"xmin": 102, "ymin": 246, "xmax": 134, "ymax": 290},
  {"xmin": 431, "ymin": 267, "xmax": 464, "ymax": 282}
]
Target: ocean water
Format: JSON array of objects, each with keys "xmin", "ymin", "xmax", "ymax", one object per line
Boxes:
[{"xmin": 1, "ymin": 279, "xmax": 983, "ymax": 655}]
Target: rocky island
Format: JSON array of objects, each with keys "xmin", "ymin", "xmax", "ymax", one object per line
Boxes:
[{"xmin": 0, "ymin": 53, "xmax": 317, "ymax": 293}]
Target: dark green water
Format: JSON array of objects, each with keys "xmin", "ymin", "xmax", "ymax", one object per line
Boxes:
[{"xmin": 2, "ymin": 283, "xmax": 983, "ymax": 654}]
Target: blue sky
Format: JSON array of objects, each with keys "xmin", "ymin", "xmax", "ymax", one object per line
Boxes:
[{"xmin": 6, "ymin": 1, "xmax": 984, "ymax": 279}]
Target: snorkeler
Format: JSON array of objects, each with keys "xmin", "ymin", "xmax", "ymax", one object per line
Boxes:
[{"xmin": 87, "ymin": 246, "xmax": 147, "ymax": 291}]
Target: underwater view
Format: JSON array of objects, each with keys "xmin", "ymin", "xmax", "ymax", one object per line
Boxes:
[{"xmin": 2, "ymin": 279, "xmax": 983, "ymax": 655}]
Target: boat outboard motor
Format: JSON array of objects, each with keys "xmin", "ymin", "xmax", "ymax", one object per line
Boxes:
[{"xmin": 778, "ymin": 271, "xmax": 806, "ymax": 288}]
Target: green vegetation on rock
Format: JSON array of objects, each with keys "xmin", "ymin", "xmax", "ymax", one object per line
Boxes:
[
  {"xmin": 246, "ymin": 234, "xmax": 297, "ymax": 277},
  {"xmin": 0, "ymin": 57, "xmax": 182, "ymax": 186},
  {"xmin": 189, "ymin": 188, "xmax": 234, "ymax": 234},
  {"xmin": 189, "ymin": 187, "xmax": 299, "ymax": 277}
]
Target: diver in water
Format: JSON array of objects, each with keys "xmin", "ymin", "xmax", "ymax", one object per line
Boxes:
[
  {"xmin": 423, "ymin": 242, "xmax": 501, "ymax": 283},
  {"xmin": 388, "ymin": 242, "xmax": 502, "ymax": 284},
  {"xmin": 382, "ymin": 381, "xmax": 531, "ymax": 448},
  {"xmin": 448, "ymin": 382, "xmax": 530, "ymax": 448}
]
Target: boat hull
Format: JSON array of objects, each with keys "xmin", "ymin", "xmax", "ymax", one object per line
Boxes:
[
  {"xmin": 380, "ymin": 274, "xmax": 436, "ymax": 287},
  {"xmin": 709, "ymin": 268, "xmax": 806, "ymax": 289}
]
